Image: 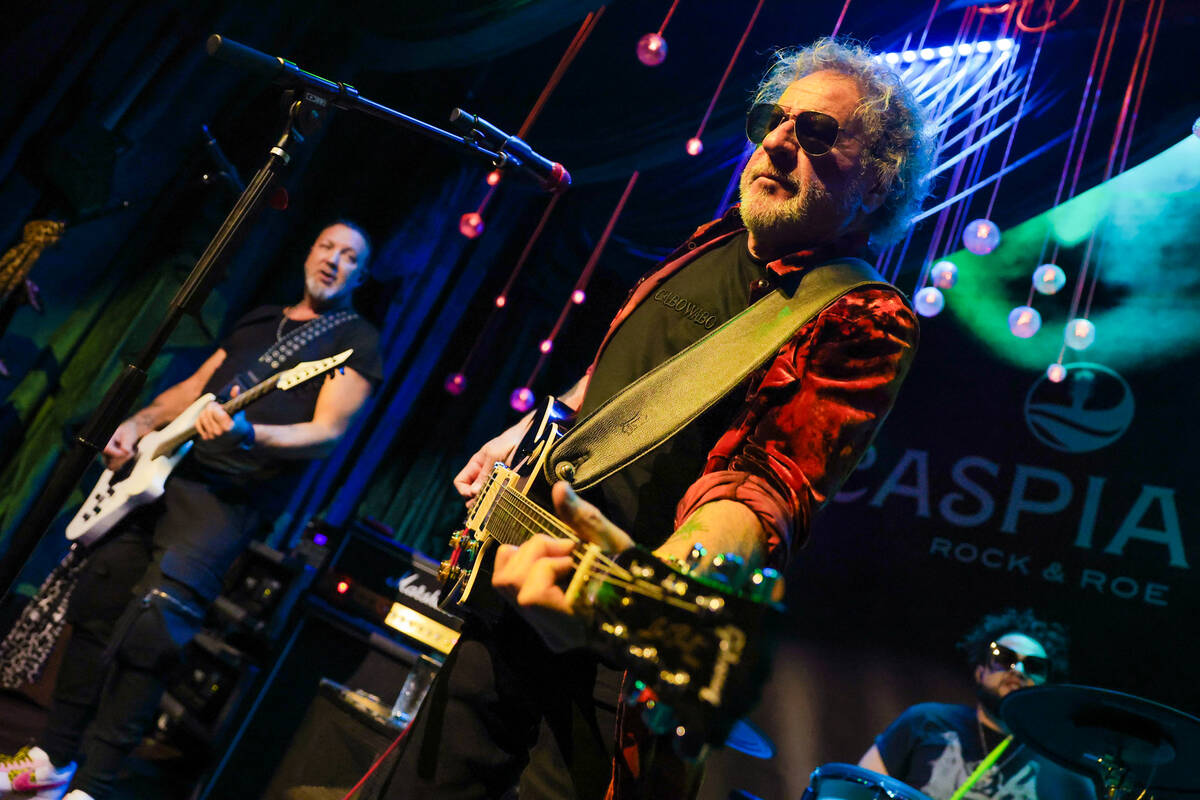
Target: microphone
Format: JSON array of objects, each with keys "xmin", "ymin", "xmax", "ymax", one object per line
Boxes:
[
  {"xmin": 206, "ymin": 35, "xmax": 355, "ymax": 100},
  {"xmin": 201, "ymin": 125, "xmax": 246, "ymax": 193},
  {"xmin": 205, "ymin": 35, "xmax": 569, "ymax": 192},
  {"xmin": 449, "ymin": 109, "xmax": 571, "ymax": 192}
]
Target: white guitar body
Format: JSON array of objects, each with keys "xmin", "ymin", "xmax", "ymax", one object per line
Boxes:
[
  {"xmin": 64, "ymin": 349, "xmax": 353, "ymax": 549},
  {"xmin": 65, "ymin": 393, "xmax": 215, "ymax": 546}
]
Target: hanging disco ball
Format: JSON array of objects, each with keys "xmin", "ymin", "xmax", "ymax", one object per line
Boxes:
[
  {"xmin": 1046, "ymin": 363, "xmax": 1067, "ymax": 383},
  {"xmin": 1007, "ymin": 305, "xmax": 1042, "ymax": 338},
  {"xmin": 459, "ymin": 212, "xmax": 484, "ymax": 239},
  {"xmin": 914, "ymin": 286, "xmax": 945, "ymax": 317},
  {"xmin": 962, "ymin": 219, "xmax": 1000, "ymax": 255},
  {"xmin": 686, "ymin": 137, "xmax": 704, "ymax": 156},
  {"xmin": 510, "ymin": 387, "xmax": 535, "ymax": 412},
  {"xmin": 636, "ymin": 33, "xmax": 668, "ymax": 66},
  {"xmin": 1064, "ymin": 318, "xmax": 1096, "ymax": 350},
  {"xmin": 1032, "ymin": 264, "xmax": 1066, "ymax": 295},
  {"xmin": 444, "ymin": 372, "xmax": 467, "ymax": 395},
  {"xmin": 931, "ymin": 260, "xmax": 958, "ymax": 289}
]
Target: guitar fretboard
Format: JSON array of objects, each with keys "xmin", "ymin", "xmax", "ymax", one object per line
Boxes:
[{"xmin": 485, "ymin": 487, "xmax": 576, "ymax": 546}]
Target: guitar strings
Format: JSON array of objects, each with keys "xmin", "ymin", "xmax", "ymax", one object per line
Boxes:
[
  {"xmin": 491, "ymin": 493, "xmax": 633, "ymax": 580},
  {"xmin": 488, "ymin": 490, "xmax": 718, "ymax": 613},
  {"xmin": 491, "ymin": 489, "xmax": 628, "ymax": 576}
]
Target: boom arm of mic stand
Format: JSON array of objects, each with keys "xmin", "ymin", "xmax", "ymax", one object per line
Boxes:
[{"xmin": 204, "ymin": 35, "xmax": 563, "ymax": 188}]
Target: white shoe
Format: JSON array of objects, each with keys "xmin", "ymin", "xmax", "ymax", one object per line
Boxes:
[
  {"xmin": 61, "ymin": 791, "xmax": 95, "ymax": 800},
  {"xmin": 0, "ymin": 746, "xmax": 76, "ymax": 794}
]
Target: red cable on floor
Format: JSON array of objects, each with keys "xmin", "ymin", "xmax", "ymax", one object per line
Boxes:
[{"xmin": 338, "ymin": 716, "xmax": 415, "ymax": 800}]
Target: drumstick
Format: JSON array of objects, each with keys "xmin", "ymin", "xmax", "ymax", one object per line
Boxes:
[{"xmin": 949, "ymin": 736, "xmax": 1013, "ymax": 800}]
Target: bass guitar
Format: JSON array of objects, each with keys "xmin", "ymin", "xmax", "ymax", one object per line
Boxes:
[
  {"xmin": 66, "ymin": 349, "xmax": 353, "ymax": 546},
  {"xmin": 438, "ymin": 398, "xmax": 780, "ymax": 754}
]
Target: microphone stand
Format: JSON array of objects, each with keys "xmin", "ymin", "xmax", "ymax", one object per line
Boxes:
[{"xmin": 0, "ymin": 35, "xmax": 567, "ymax": 598}]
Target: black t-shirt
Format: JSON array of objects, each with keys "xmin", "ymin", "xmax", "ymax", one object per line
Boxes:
[
  {"xmin": 876, "ymin": 703, "xmax": 1096, "ymax": 800},
  {"xmin": 576, "ymin": 232, "xmax": 768, "ymax": 543},
  {"xmin": 178, "ymin": 304, "xmax": 382, "ymax": 498}
]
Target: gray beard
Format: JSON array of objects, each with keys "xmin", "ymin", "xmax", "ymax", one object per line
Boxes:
[
  {"xmin": 738, "ymin": 176, "xmax": 835, "ymax": 253},
  {"xmin": 305, "ymin": 278, "xmax": 355, "ymax": 312}
]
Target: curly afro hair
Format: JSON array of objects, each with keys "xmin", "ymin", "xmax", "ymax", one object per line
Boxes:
[{"xmin": 957, "ymin": 608, "xmax": 1071, "ymax": 680}]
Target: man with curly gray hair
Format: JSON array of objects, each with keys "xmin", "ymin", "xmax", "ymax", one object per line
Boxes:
[
  {"xmin": 384, "ymin": 38, "xmax": 935, "ymax": 800},
  {"xmin": 740, "ymin": 37, "xmax": 933, "ymax": 253}
]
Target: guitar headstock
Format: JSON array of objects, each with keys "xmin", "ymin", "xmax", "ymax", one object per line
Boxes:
[
  {"xmin": 578, "ymin": 546, "xmax": 781, "ymax": 757},
  {"xmin": 277, "ymin": 348, "xmax": 354, "ymax": 390}
]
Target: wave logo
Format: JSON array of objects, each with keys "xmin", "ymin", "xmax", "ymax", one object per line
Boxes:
[{"xmin": 1024, "ymin": 363, "xmax": 1135, "ymax": 453}]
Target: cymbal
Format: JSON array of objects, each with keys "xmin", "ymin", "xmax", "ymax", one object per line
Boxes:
[
  {"xmin": 1000, "ymin": 684, "xmax": 1200, "ymax": 793},
  {"xmin": 724, "ymin": 718, "xmax": 775, "ymax": 759}
]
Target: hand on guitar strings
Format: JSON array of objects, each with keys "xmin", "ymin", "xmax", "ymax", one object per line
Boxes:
[
  {"xmin": 492, "ymin": 481, "xmax": 634, "ymax": 652},
  {"xmin": 195, "ymin": 385, "xmax": 253, "ymax": 451}
]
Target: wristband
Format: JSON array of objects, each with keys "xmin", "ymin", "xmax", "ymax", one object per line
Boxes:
[{"xmin": 237, "ymin": 422, "xmax": 256, "ymax": 451}]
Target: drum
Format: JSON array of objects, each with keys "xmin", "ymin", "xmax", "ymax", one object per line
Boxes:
[{"xmin": 801, "ymin": 763, "xmax": 934, "ymax": 800}]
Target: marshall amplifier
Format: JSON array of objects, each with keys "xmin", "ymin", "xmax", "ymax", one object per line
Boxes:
[{"xmin": 308, "ymin": 518, "xmax": 462, "ymax": 655}]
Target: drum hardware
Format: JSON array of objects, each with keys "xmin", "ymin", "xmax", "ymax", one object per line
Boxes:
[
  {"xmin": 801, "ymin": 763, "xmax": 934, "ymax": 800},
  {"xmin": 723, "ymin": 718, "xmax": 776, "ymax": 760},
  {"xmin": 1001, "ymin": 684, "xmax": 1200, "ymax": 800}
]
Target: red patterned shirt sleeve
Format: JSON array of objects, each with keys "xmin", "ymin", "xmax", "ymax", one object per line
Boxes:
[{"xmin": 674, "ymin": 286, "xmax": 918, "ymax": 566}]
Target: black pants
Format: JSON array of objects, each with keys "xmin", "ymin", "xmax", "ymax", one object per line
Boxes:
[
  {"xmin": 42, "ymin": 477, "xmax": 259, "ymax": 799},
  {"xmin": 372, "ymin": 607, "xmax": 621, "ymax": 800}
]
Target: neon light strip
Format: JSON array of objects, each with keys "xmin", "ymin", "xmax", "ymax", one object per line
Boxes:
[{"xmin": 912, "ymin": 129, "xmax": 1072, "ymax": 223}]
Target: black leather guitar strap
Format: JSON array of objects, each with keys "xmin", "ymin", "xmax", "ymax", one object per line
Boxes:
[{"xmin": 545, "ymin": 258, "xmax": 896, "ymax": 490}]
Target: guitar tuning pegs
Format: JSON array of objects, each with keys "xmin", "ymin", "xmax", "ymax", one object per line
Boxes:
[
  {"xmin": 684, "ymin": 543, "xmax": 706, "ymax": 572},
  {"xmin": 709, "ymin": 552, "xmax": 744, "ymax": 586},
  {"xmin": 749, "ymin": 567, "xmax": 781, "ymax": 601}
]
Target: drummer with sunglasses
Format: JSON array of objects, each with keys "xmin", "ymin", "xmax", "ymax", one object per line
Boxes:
[{"xmin": 859, "ymin": 608, "xmax": 1097, "ymax": 800}]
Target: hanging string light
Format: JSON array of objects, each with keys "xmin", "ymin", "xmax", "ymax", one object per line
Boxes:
[
  {"xmin": 945, "ymin": 8, "xmax": 1018, "ymax": 260},
  {"xmin": 1118, "ymin": 0, "xmax": 1166, "ymax": 173},
  {"xmin": 910, "ymin": 6, "xmax": 1017, "ymax": 301},
  {"xmin": 1032, "ymin": 264, "xmax": 1066, "ymax": 294},
  {"xmin": 512, "ymin": 172, "xmax": 640, "ymax": 408},
  {"xmin": 685, "ymin": 0, "xmax": 765, "ymax": 157},
  {"xmin": 1064, "ymin": 317, "xmax": 1096, "ymax": 350},
  {"xmin": 931, "ymin": 260, "xmax": 959, "ymax": 288},
  {"xmin": 914, "ymin": 286, "xmax": 946, "ymax": 317},
  {"xmin": 1081, "ymin": 0, "xmax": 1164, "ymax": 320},
  {"xmin": 636, "ymin": 0, "xmax": 680, "ymax": 67},
  {"xmin": 1007, "ymin": 305, "xmax": 1041, "ymax": 338},
  {"xmin": 830, "ymin": 0, "xmax": 855, "ymax": 38},
  {"xmin": 962, "ymin": 218, "xmax": 1001, "ymax": 254},
  {"xmin": 1054, "ymin": 0, "xmax": 1163, "ymax": 356},
  {"xmin": 444, "ymin": 194, "xmax": 564, "ymax": 394},
  {"xmin": 459, "ymin": 8, "xmax": 605, "ymax": 237}
]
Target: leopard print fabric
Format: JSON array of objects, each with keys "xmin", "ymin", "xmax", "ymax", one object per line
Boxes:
[{"xmin": 0, "ymin": 545, "xmax": 88, "ymax": 689}]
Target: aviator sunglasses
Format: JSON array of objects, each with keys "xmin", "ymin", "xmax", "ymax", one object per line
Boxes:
[
  {"xmin": 986, "ymin": 641, "xmax": 1050, "ymax": 684},
  {"xmin": 745, "ymin": 103, "xmax": 848, "ymax": 155}
]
